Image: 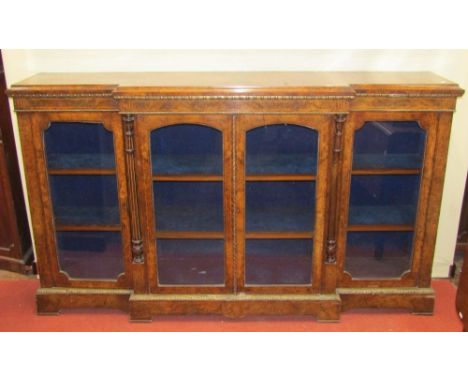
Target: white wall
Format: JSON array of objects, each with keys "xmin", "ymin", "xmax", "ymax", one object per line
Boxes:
[{"xmin": 3, "ymin": 49, "xmax": 468, "ymax": 278}]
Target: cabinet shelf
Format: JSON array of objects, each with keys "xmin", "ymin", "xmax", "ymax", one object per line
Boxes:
[
  {"xmin": 56, "ymin": 224, "xmax": 121, "ymax": 232},
  {"xmin": 351, "ymin": 168, "xmax": 420, "ymax": 175},
  {"xmin": 348, "ymin": 224, "xmax": 413, "ymax": 232},
  {"xmin": 245, "ymin": 232, "xmax": 314, "ymax": 239},
  {"xmin": 155, "ymin": 231, "xmax": 224, "ymax": 239},
  {"xmin": 245, "ymin": 174, "xmax": 316, "ymax": 181},
  {"xmin": 153, "ymin": 175, "xmax": 223, "ymax": 182},
  {"xmin": 48, "ymin": 168, "xmax": 116, "ymax": 175}
]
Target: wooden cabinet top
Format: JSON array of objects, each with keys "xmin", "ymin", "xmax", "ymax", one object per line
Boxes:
[
  {"xmin": 8, "ymin": 71, "xmax": 464, "ymax": 97},
  {"xmin": 8, "ymin": 72, "xmax": 464, "ymax": 114}
]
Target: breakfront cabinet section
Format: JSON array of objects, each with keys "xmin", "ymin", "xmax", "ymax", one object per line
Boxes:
[
  {"xmin": 339, "ymin": 113, "xmax": 437, "ymax": 285},
  {"xmin": 8, "ymin": 72, "xmax": 464, "ymax": 321},
  {"xmin": 337, "ymin": 112, "xmax": 455, "ymax": 311},
  {"xmin": 17, "ymin": 112, "xmax": 133, "ymax": 292}
]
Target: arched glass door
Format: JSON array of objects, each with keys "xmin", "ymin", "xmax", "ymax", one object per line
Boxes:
[
  {"xmin": 137, "ymin": 115, "xmax": 233, "ymax": 293},
  {"xmin": 235, "ymin": 115, "xmax": 333, "ymax": 293}
]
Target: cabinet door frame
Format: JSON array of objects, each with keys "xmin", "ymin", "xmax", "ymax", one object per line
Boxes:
[
  {"xmin": 235, "ymin": 114, "xmax": 333, "ymax": 294},
  {"xmin": 135, "ymin": 114, "xmax": 234, "ymax": 294},
  {"xmin": 338, "ymin": 111, "xmax": 440, "ymax": 288},
  {"xmin": 25, "ymin": 112, "xmax": 132, "ymax": 289}
]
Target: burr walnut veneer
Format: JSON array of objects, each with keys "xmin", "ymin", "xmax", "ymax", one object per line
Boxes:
[{"xmin": 8, "ymin": 72, "xmax": 464, "ymax": 321}]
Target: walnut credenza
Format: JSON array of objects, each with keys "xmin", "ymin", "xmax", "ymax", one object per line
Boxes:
[{"xmin": 8, "ymin": 72, "xmax": 464, "ymax": 321}]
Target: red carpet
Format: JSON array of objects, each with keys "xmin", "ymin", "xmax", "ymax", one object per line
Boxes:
[{"xmin": 0, "ymin": 279, "xmax": 462, "ymax": 331}]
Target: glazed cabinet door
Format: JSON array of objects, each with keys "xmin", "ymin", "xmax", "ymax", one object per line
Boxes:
[
  {"xmin": 135, "ymin": 115, "xmax": 233, "ymax": 293},
  {"xmin": 235, "ymin": 115, "xmax": 333, "ymax": 293},
  {"xmin": 338, "ymin": 112, "xmax": 439, "ymax": 287},
  {"xmin": 23, "ymin": 112, "xmax": 132, "ymax": 288}
]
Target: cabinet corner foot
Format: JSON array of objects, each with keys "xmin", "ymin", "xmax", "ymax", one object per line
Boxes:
[
  {"xmin": 316, "ymin": 305, "xmax": 341, "ymax": 322},
  {"xmin": 36, "ymin": 295, "xmax": 60, "ymax": 316},
  {"xmin": 411, "ymin": 296, "xmax": 435, "ymax": 315}
]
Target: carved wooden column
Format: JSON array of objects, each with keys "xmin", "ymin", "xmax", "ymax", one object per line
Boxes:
[
  {"xmin": 326, "ymin": 113, "xmax": 346, "ymax": 263},
  {"xmin": 322, "ymin": 113, "xmax": 347, "ymax": 293},
  {"xmin": 122, "ymin": 114, "xmax": 146, "ymax": 294}
]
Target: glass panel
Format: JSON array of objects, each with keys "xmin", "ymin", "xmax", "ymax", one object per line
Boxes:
[
  {"xmin": 157, "ymin": 239, "xmax": 224, "ymax": 285},
  {"xmin": 49, "ymin": 175, "xmax": 120, "ymax": 225},
  {"xmin": 246, "ymin": 124, "xmax": 318, "ymax": 175},
  {"xmin": 349, "ymin": 175, "xmax": 421, "ymax": 225},
  {"xmin": 345, "ymin": 231, "xmax": 414, "ymax": 278},
  {"xmin": 245, "ymin": 239, "xmax": 313, "ymax": 285},
  {"xmin": 353, "ymin": 121, "xmax": 426, "ymax": 169},
  {"xmin": 56, "ymin": 231, "xmax": 123, "ymax": 279},
  {"xmin": 44, "ymin": 122, "xmax": 115, "ymax": 169},
  {"xmin": 151, "ymin": 124, "xmax": 222, "ymax": 175},
  {"xmin": 246, "ymin": 181, "xmax": 315, "ymax": 232},
  {"xmin": 153, "ymin": 181, "xmax": 223, "ymax": 231}
]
